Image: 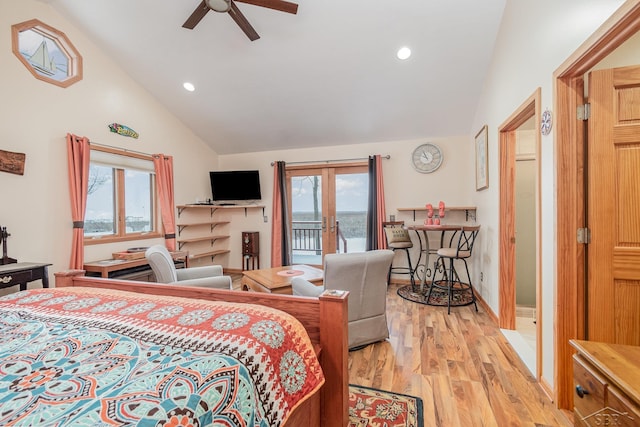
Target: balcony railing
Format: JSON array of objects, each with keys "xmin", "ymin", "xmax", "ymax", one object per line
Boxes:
[{"xmin": 291, "ymin": 220, "xmax": 347, "ymax": 253}]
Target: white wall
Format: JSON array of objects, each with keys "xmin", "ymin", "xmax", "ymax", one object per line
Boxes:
[
  {"xmin": 470, "ymin": 0, "xmax": 626, "ymax": 390},
  {"xmin": 0, "ymin": 0, "xmax": 219, "ymax": 294},
  {"xmin": 219, "ymin": 135, "xmax": 473, "ymax": 270}
]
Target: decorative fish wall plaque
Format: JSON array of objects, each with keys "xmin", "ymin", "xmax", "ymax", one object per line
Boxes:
[{"xmin": 108, "ymin": 123, "xmax": 139, "ymax": 139}]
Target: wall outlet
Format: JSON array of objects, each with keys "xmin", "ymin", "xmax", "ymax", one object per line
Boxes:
[
  {"xmin": 480, "ymin": 272, "xmax": 484, "ymax": 282},
  {"xmin": 390, "ymin": 215, "xmax": 395, "ymax": 221},
  {"xmin": 263, "ymin": 215, "xmax": 268, "ymax": 223}
]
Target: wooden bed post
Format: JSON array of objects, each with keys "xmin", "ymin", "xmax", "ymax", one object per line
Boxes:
[
  {"xmin": 55, "ymin": 270, "xmax": 86, "ymax": 287},
  {"xmin": 319, "ymin": 290, "xmax": 349, "ymax": 427}
]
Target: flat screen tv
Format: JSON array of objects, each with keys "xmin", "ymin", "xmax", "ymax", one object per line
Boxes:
[{"xmin": 209, "ymin": 170, "xmax": 261, "ymax": 202}]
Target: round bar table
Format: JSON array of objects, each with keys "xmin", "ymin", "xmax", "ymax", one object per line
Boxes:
[{"xmin": 407, "ymin": 224, "xmax": 467, "ymax": 293}]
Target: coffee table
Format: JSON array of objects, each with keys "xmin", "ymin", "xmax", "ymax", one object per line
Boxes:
[{"xmin": 241, "ymin": 265, "xmax": 323, "ymax": 294}]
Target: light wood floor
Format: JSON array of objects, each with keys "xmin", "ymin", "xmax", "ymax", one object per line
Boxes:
[
  {"xmin": 350, "ymin": 283, "xmax": 571, "ymax": 427},
  {"xmin": 232, "ymin": 276, "xmax": 571, "ymax": 426}
]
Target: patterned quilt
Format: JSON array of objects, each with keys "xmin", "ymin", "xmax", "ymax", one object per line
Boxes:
[{"xmin": 0, "ymin": 287, "xmax": 324, "ymax": 427}]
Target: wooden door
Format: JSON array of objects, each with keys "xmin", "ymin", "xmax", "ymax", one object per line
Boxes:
[{"xmin": 587, "ymin": 65, "xmax": 640, "ymax": 345}]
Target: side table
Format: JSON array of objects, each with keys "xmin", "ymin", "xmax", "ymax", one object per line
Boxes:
[{"xmin": 0, "ymin": 262, "xmax": 51, "ymax": 291}]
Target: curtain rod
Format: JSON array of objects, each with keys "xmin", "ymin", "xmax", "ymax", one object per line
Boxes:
[
  {"xmin": 270, "ymin": 155, "xmax": 390, "ymax": 166},
  {"xmin": 89, "ymin": 141, "xmax": 155, "ymax": 158}
]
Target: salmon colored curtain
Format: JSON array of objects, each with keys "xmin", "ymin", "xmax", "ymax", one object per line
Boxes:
[
  {"xmin": 366, "ymin": 155, "xmax": 387, "ymax": 250},
  {"xmin": 270, "ymin": 161, "xmax": 291, "ymax": 267},
  {"xmin": 66, "ymin": 133, "xmax": 90, "ymax": 269},
  {"xmin": 153, "ymin": 154, "xmax": 176, "ymax": 251}
]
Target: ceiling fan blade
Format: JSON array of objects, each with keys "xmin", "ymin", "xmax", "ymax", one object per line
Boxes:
[
  {"xmin": 229, "ymin": 2, "xmax": 260, "ymax": 41},
  {"xmin": 183, "ymin": 1, "xmax": 210, "ymax": 29}
]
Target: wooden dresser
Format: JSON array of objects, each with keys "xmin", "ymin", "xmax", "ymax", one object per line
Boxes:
[{"xmin": 570, "ymin": 340, "xmax": 640, "ymax": 426}]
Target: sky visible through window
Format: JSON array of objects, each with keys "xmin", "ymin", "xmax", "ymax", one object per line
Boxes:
[
  {"xmin": 292, "ymin": 173, "xmax": 368, "ymax": 212},
  {"xmin": 85, "ymin": 165, "xmax": 153, "ymax": 234}
]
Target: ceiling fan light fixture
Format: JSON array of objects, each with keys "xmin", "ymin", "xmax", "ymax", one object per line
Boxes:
[{"xmin": 206, "ymin": 0, "xmax": 231, "ymax": 13}]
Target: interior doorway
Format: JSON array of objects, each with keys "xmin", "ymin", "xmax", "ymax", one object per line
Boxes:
[
  {"xmin": 498, "ymin": 89, "xmax": 542, "ymax": 380},
  {"xmin": 555, "ymin": 1, "xmax": 640, "ymax": 410},
  {"xmin": 514, "ymin": 118, "xmax": 538, "ymax": 364}
]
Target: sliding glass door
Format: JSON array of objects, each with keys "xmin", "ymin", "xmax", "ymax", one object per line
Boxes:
[{"xmin": 287, "ymin": 163, "xmax": 368, "ymax": 265}]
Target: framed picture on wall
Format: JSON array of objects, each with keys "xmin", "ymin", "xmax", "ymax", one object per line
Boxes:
[
  {"xmin": 475, "ymin": 125, "xmax": 488, "ymax": 191},
  {"xmin": 11, "ymin": 19, "xmax": 83, "ymax": 88}
]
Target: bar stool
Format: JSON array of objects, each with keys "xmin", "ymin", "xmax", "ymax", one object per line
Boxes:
[
  {"xmin": 428, "ymin": 225, "xmax": 480, "ymax": 314},
  {"xmin": 383, "ymin": 221, "xmax": 415, "ymax": 286}
]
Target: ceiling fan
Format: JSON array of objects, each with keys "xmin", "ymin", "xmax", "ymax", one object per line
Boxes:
[{"xmin": 183, "ymin": 0, "xmax": 299, "ymax": 41}]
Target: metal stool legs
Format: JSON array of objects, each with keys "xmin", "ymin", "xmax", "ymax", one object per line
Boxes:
[
  {"xmin": 383, "ymin": 222, "xmax": 416, "ymax": 286},
  {"xmin": 389, "ymin": 247, "xmax": 415, "ymax": 286},
  {"xmin": 427, "ymin": 255, "xmax": 478, "ymax": 314}
]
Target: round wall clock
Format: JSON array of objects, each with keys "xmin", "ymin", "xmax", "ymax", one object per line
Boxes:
[
  {"xmin": 541, "ymin": 109, "xmax": 552, "ymax": 136},
  {"xmin": 411, "ymin": 143, "xmax": 443, "ymax": 173}
]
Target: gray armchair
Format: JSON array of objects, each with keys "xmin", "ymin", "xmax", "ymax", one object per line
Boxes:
[
  {"xmin": 145, "ymin": 245, "xmax": 232, "ymax": 289},
  {"xmin": 291, "ymin": 249, "xmax": 394, "ymax": 349}
]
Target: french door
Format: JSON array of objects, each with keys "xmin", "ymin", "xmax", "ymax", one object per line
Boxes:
[{"xmin": 286, "ymin": 163, "xmax": 368, "ymax": 265}]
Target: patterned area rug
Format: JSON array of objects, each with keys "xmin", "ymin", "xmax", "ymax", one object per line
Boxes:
[
  {"xmin": 397, "ymin": 283, "xmax": 475, "ymax": 307},
  {"xmin": 349, "ymin": 384, "xmax": 423, "ymax": 427}
]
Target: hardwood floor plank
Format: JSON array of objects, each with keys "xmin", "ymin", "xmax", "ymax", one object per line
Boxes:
[
  {"xmin": 468, "ymin": 380, "xmax": 500, "ymax": 427},
  {"xmin": 231, "ymin": 276, "xmax": 570, "ymax": 427},
  {"xmin": 432, "ymin": 373, "xmax": 462, "ymax": 427}
]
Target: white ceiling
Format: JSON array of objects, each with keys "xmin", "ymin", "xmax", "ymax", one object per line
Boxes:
[{"xmin": 48, "ymin": 0, "xmax": 506, "ymax": 154}]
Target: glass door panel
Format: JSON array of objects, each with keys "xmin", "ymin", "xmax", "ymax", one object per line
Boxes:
[
  {"xmin": 288, "ymin": 164, "xmax": 368, "ymax": 265},
  {"xmin": 290, "ymin": 173, "xmax": 323, "ymax": 265},
  {"xmin": 335, "ymin": 172, "xmax": 368, "ymax": 254}
]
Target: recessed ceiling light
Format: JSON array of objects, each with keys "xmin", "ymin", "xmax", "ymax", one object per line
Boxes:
[
  {"xmin": 183, "ymin": 82, "xmax": 195, "ymax": 92},
  {"xmin": 397, "ymin": 47, "xmax": 411, "ymax": 60}
]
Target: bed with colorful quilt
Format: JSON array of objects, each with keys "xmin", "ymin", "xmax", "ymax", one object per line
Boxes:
[{"xmin": 0, "ymin": 270, "xmax": 349, "ymax": 427}]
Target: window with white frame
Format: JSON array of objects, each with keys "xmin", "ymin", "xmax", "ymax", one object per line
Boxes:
[{"xmin": 84, "ymin": 147, "xmax": 160, "ymax": 243}]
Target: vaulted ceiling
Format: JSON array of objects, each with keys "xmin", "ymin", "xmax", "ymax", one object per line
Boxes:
[{"xmin": 47, "ymin": 0, "xmax": 506, "ymax": 154}]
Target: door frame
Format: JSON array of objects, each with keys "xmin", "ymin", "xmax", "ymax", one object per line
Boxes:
[
  {"xmin": 555, "ymin": 0, "xmax": 640, "ymax": 410},
  {"xmin": 499, "ymin": 89, "xmax": 542, "ymax": 381}
]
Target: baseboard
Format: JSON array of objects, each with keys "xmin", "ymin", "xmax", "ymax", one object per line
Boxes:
[
  {"xmin": 473, "ymin": 287, "xmax": 498, "ymax": 325},
  {"xmin": 539, "ymin": 376, "xmax": 555, "ymax": 402}
]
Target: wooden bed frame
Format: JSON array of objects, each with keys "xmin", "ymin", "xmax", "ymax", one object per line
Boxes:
[{"xmin": 55, "ymin": 270, "xmax": 349, "ymax": 427}]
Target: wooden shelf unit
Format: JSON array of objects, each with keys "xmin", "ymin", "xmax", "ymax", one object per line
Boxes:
[
  {"xmin": 176, "ymin": 204, "xmax": 265, "ymax": 264},
  {"xmin": 397, "ymin": 206, "xmax": 477, "ymax": 221},
  {"xmin": 177, "ymin": 235, "xmax": 229, "ymax": 245},
  {"xmin": 176, "ymin": 221, "xmax": 230, "ymax": 235},
  {"xmin": 189, "ymin": 249, "xmax": 230, "ymax": 261},
  {"xmin": 177, "ymin": 204, "xmax": 265, "ymax": 216}
]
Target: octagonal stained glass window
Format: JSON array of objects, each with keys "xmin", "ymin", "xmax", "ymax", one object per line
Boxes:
[{"xmin": 12, "ymin": 19, "xmax": 82, "ymax": 88}]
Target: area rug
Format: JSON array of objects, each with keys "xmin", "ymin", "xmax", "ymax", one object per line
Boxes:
[
  {"xmin": 397, "ymin": 283, "xmax": 475, "ymax": 307},
  {"xmin": 349, "ymin": 384, "xmax": 423, "ymax": 427}
]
